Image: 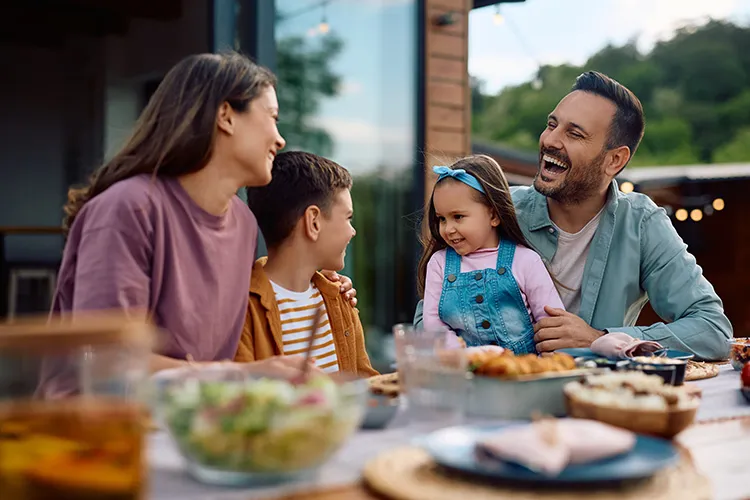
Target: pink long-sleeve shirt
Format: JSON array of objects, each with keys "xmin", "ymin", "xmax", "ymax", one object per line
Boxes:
[{"xmin": 423, "ymin": 246, "xmax": 565, "ymax": 333}]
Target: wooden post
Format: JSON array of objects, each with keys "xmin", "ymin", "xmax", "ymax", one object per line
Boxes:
[{"xmin": 423, "ymin": 0, "xmax": 472, "ymax": 203}]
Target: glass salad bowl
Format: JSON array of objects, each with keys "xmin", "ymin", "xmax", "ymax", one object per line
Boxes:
[{"xmin": 151, "ymin": 365, "xmax": 368, "ymax": 486}]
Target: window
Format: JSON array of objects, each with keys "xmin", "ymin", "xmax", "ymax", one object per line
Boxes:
[{"xmin": 269, "ymin": 0, "xmax": 420, "ymax": 343}]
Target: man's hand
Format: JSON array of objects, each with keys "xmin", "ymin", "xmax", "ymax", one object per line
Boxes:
[
  {"xmin": 320, "ymin": 270, "xmax": 357, "ymax": 307},
  {"xmin": 533, "ymin": 306, "xmax": 605, "ymax": 353}
]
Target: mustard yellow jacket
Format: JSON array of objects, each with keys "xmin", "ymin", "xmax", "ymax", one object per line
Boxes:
[{"xmin": 235, "ymin": 258, "xmax": 378, "ymax": 377}]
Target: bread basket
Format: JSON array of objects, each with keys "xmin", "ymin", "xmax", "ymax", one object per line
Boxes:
[{"xmin": 564, "ymin": 387, "xmax": 698, "ymax": 439}]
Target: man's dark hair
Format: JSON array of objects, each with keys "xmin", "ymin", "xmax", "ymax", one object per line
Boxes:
[
  {"xmin": 572, "ymin": 71, "xmax": 645, "ymax": 164},
  {"xmin": 246, "ymin": 151, "xmax": 352, "ymax": 249}
]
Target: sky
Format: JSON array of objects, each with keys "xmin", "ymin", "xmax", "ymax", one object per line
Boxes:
[
  {"xmin": 275, "ymin": 0, "xmax": 417, "ymax": 173},
  {"xmin": 469, "ymin": 0, "xmax": 750, "ymax": 94}
]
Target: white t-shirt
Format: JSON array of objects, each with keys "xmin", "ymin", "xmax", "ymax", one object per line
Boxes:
[
  {"xmin": 270, "ymin": 281, "xmax": 339, "ymax": 373},
  {"xmin": 549, "ymin": 209, "xmax": 604, "ymax": 314}
]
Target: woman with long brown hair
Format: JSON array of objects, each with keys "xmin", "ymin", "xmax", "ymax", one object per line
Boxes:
[
  {"xmin": 38, "ymin": 52, "xmax": 355, "ymax": 397},
  {"xmin": 418, "ymin": 155, "xmax": 564, "ymax": 354}
]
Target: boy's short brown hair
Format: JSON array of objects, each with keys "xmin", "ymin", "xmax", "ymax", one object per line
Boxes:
[{"xmin": 246, "ymin": 151, "xmax": 352, "ymax": 249}]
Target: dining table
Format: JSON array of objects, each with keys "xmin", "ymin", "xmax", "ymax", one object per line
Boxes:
[{"xmin": 149, "ymin": 364, "xmax": 750, "ymax": 500}]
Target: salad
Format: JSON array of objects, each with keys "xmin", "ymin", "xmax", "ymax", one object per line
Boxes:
[{"xmin": 159, "ymin": 374, "xmax": 364, "ymax": 473}]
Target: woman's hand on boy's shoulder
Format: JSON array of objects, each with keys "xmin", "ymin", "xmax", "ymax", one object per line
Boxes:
[{"xmin": 320, "ymin": 270, "xmax": 358, "ymax": 307}]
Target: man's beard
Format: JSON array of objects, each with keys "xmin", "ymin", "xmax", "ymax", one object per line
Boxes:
[{"xmin": 534, "ymin": 148, "xmax": 607, "ymax": 205}]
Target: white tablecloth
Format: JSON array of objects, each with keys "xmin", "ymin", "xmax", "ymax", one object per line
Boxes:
[
  {"xmin": 149, "ymin": 365, "xmax": 748, "ymax": 500},
  {"xmin": 694, "ymin": 365, "xmax": 750, "ymax": 421}
]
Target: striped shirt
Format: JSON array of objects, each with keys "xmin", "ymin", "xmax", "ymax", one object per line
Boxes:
[{"xmin": 270, "ymin": 280, "xmax": 339, "ymax": 373}]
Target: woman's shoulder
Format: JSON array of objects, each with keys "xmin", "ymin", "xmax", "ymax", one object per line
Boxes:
[
  {"xmin": 75, "ymin": 175, "xmax": 163, "ymax": 232},
  {"xmin": 88, "ymin": 174, "xmax": 163, "ymax": 210}
]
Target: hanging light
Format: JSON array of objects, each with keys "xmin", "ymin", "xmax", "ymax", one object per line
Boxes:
[
  {"xmin": 690, "ymin": 209, "xmax": 703, "ymax": 222},
  {"xmin": 712, "ymin": 198, "xmax": 725, "ymax": 211},
  {"xmin": 318, "ymin": 1, "xmax": 330, "ymax": 34},
  {"xmin": 493, "ymin": 5, "xmax": 504, "ymax": 25},
  {"xmin": 675, "ymin": 209, "xmax": 688, "ymax": 221},
  {"xmin": 620, "ymin": 181, "xmax": 634, "ymax": 194}
]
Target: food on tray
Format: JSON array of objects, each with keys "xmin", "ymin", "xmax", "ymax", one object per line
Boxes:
[
  {"xmin": 477, "ymin": 417, "xmax": 635, "ymax": 476},
  {"xmin": 469, "ymin": 350, "xmax": 576, "ymax": 377},
  {"xmin": 368, "ymin": 372, "xmax": 400, "ymax": 398},
  {"xmin": 564, "ymin": 372, "xmax": 699, "ymax": 411},
  {"xmin": 157, "ymin": 373, "xmax": 364, "ymax": 473},
  {"xmin": 728, "ymin": 338, "xmax": 750, "ymax": 371},
  {"xmin": 685, "ymin": 361, "xmax": 719, "ymax": 381}
]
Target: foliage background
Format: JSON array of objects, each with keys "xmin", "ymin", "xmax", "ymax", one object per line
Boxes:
[{"xmin": 472, "ymin": 20, "xmax": 750, "ymax": 167}]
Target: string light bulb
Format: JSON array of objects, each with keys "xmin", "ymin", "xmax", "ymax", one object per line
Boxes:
[
  {"xmin": 493, "ymin": 5, "xmax": 504, "ymax": 24},
  {"xmin": 690, "ymin": 209, "xmax": 703, "ymax": 222},
  {"xmin": 712, "ymin": 198, "xmax": 725, "ymax": 211},
  {"xmin": 318, "ymin": 1, "xmax": 329, "ymax": 34},
  {"xmin": 675, "ymin": 209, "xmax": 688, "ymax": 221},
  {"xmin": 620, "ymin": 181, "xmax": 634, "ymax": 194}
]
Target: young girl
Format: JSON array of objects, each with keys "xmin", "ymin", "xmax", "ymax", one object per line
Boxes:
[{"xmin": 417, "ymin": 155, "xmax": 564, "ymax": 354}]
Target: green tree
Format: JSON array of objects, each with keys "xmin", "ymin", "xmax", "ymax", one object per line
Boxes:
[
  {"xmin": 472, "ymin": 19, "xmax": 750, "ymax": 167},
  {"xmin": 714, "ymin": 127, "xmax": 750, "ymax": 163},
  {"xmin": 275, "ymin": 33, "xmax": 344, "ymax": 155}
]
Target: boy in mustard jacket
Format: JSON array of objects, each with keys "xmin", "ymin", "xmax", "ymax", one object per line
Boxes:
[{"xmin": 236, "ymin": 151, "xmax": 378, "ymax": 377}]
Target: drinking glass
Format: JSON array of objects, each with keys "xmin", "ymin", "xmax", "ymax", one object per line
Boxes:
[{"xmin": 391, "ymin": 324, "xmax": 468, "ymax": 432}]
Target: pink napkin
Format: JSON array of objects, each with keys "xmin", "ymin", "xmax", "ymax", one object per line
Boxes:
[
  {"xmin": 590, "ymin": 332, "xmax": 662, "ymax": 359},
  {"xmin": 478, "ymin": 419, "xmax": 636, "ymax": 476}
]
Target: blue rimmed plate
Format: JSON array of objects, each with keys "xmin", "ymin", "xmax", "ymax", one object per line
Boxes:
[
  {"xmin": 559, "ymin": 347, "xmax": 694, "ymax": 362},
  {"xmin": 420, "ymin": 424, "xmax": 679, "ymax": 485}
]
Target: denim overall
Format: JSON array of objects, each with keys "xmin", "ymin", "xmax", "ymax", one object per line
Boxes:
[{"xmin": 438, "ymin": 239, "xmax": 537, "ymax": 354}]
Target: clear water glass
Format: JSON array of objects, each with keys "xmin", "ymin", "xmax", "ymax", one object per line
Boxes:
[{"xmin": 391, "ymin": 324, "xmax": 468, "ymax": 432}]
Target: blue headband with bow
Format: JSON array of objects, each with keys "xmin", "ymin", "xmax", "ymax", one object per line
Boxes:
[{"xmin": 433, "ymin": 165, "xmax": 485, "ymax": 194}]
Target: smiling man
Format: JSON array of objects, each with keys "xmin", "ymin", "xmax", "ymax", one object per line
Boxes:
[{"xmin": 415, "ymin": 71, "xmax": 732, "ymax": 361}]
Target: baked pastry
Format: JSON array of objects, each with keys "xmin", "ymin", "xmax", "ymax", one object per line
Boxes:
[
  {"xmin": 470, "ymin": 350, "xmax": 576, "ymax": 377},
  {"xmin": 685, "ymin": 360, "xmax": 719, "ymax": 381},
  {"xmin": 368, "ymin": 372, "xmax": 400, "ymax": 398}
]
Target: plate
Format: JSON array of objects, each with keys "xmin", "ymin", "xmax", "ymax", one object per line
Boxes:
[
  {"xmin": 421, "ymin": 424, "xmax": 679, "ymax": 484},
  {"xmin": 559, "ymin": 347, "xmax": 694, "ymax": 362}
]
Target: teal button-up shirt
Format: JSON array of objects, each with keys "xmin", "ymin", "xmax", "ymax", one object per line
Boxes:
[{"xmin": 414, "ymin": 180, "xmax": 732, "ymax": 360}]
